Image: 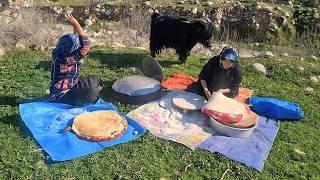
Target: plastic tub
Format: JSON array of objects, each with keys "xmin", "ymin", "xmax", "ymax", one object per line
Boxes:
[{"xmin": 209, "ymin": 117, "xmax": 258, "ymax": 138}]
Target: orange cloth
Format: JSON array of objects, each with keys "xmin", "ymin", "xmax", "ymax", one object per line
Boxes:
[
  {"xmin": 234, "ymin": 88, "xmax": 254, "ymax": 103},
  {"xmin": 161, "ymin": 73, "xmax": 198, "ymax": 90}
]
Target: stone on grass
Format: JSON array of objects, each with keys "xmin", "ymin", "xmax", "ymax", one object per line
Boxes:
[
  {"xmin": 252, "ymin": 63, "xmax": 267, "ymax": 75},
  {"xmin": 294, "ymin": 148, "xmax": 306, "ymax": 155},
  {"xmin": 16, "ymin": 43, "xmax": 26, "ymax": 49},
  {"xmin": 297, "ymin": 66, "xmax": 304, "ymax": 71},
  {"xmin": 192, "ymin": 8, "xmax": 197, "ymax": 14},
  {"xmin": 305, "ymin": 87, "xmax": 314, "ymax": 92},
  {"xmin": 310, "ymin": 76, "xmax": 319, "ymax": 83},
  {"xmin": 282, "ymin": 53, "xmax": 289, "ymax": 57},
  {"xmin": 0, "ymin": 48, "xmax": 5, "ymax": 56},
  {"xmin": 2, "ymin": 10, "xmax": 11, "ymax": 16},
  {"xmin": 310, "ymin": 55, "xmax": 317, "ymax": 60},
  {"xmin": 134, "ymin": 46, "xmax": 147, "ymax": 51},
  {"xmin": 207, "ymin": 1, "xmax": 214, "ymax": 6},
  {"xmin": 130, "ymin": 67, "xmax": 137, "ymax": 73},
  {"xmin": 111, "ymin": 42, "xmax": 126, "ymax": 48},
  {"xmin": 144, "ymin": 1, "xmax": 151, "ymax": 6},
  {"xmin": 84, "ymin": 19, "xmax": 93, "ymax": 27},
  {"xmin": 259, "ymin": 51, "xmax": 274, "ymax": 58}
]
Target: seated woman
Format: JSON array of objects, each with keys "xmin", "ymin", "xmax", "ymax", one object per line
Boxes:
[
  {"xmin": 187, "ymin": 46, "xmax": 242, "ymax": 99},
  {"xmin": 49, "ymin": 14, "xmax": 102, "ymax": 106}
]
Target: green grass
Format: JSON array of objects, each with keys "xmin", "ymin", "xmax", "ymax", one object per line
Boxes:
[{"xmin": 0, "ymin": 47, "xmax": 319, "ymax": 179}]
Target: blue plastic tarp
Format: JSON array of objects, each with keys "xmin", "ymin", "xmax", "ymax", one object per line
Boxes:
[{"xmin": 19, "ymin": 99, "xmax": 146, "ymax": 162}]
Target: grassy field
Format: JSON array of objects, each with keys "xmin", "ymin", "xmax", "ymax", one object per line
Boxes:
[{"xmin": 0, "ymin": 47, "xmax": 319, "ymax": 179}]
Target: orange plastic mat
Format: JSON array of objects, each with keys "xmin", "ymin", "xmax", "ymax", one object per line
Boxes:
[{"xmin": 161, "ymin": 73, "xmax": 198, "ymax": 90}]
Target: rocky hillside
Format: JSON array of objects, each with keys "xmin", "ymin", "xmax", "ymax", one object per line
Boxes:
[{"xmin": 0, "ymin": 0, "xmax": 319, "ymax": 57}]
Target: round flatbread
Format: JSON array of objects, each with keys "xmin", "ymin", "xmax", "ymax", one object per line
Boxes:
[
  {"xmin": 172, "ymin": 94, "xmax": 205, "ymax": 110},
  {"xmin": 72, "ymin": 110, "xmax": 128, "ymax": 142}
]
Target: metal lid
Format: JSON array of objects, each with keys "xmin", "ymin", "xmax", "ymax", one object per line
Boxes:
[{"xmin": 140, "ymin": 56, "xmax": 163, "ymax": 82}]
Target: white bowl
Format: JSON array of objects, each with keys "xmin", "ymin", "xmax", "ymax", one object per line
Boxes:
[{"xmin": 209, "ymin": 117, "xmax": 258, "ymax": 138}]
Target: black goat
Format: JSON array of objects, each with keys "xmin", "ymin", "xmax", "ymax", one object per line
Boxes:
[{"xmin": 150, "ymin": 12, "xmax": 214, "ymax": 63}]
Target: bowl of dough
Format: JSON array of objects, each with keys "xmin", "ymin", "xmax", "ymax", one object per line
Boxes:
[{"xmin": 202, "ymin": 92, "xmax": 259, "ymax": 138}]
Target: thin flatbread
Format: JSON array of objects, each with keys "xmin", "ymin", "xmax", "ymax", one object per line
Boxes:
[
  {"xmin": 72, "ymin": 110, "xmax": 128, "ymax": 142},
  {"xmin": 172, "ymin": 94, "xmax": 205, "ymax": 110}
]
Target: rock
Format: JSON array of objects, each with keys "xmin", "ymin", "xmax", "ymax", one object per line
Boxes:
[
  {"xmin": 0, "ymin": 48, "xmax": 5, "ymax": 56},
  {"xmin": 268, "ymin": 23, "xmax": 277, "ymax": 31},
  {"xmin": 305, "ymin": 87, "xmax": 314, "ymax": 92},
  {"xmin": 96, "ymin": 4, "xmax": 101, "ymax": 8},
  {"xmin": 230, "ymin": 18, "xmax": 239, "ymax": 22},
  {"xmin": 310, "ymin": 76, "xmax": 319, "ymax": 83},
  {"xmin": 130, "ymin": 67, "xmax": 137, "ymax": 73},
  {"xmin": 207, "ymin": 1, "xmax": 214, "ymax": 6},
  {"xmin": 111, "ymin": 42, "xmax": 126, "ymax": 48},
  {"xmin": 84, "ymin": 19, "xmax": 93, "ymax": 27},
  {"xmin": 4, "ymin": 17, "xmax": 11, "ymax": 24},
  {"xmin": 294, "ymin": 148, "xmax": 306, "ymax": 155},
  {"xmin": 64, "ymin": 6, "xmax": 73, "ymax": 15},
  {"xmin": 133, "ymin": 131, "xmax": 139, "ymax": 135},
  {"xmin": 288, "ymin": 1, "xmax": 293, "ymax": 6},
  {"xmin": 284, "ymin": 12, "xmax": 290, "ymax": 18},
  {"xmin": 144, "ymin": 1, "xmax": 151, "ymax": 6},
  {"xmin": 192, "ymin": 8, "xmax": 197, "ymax": 14},
  {"xmin": 310, "ymin": 55, "xmax": 317, "ymax": 60},
  {"xmin": 105, "ymin": 9, "xmax": 112, "ymax": 16},
  {"xmin": 11, "ymin": 13, "xmax": 18, "ymax": 18},
  {"xmin": 298, "ymin": 66, "xmax": 304, "ymax": 71},
  {"xmin": 38, "ymin": 45, "xmax": 46, "ymax": 51},
  {"xmin": 285, "ymin": 69, "xmax": 290, "ymax": 72},
  {"xmin": 300, "ymin": 57, "xmax": 304, "ymax": 61},
  {"xmin": 134, "ymin": 47, "xmax": 147, "ymax": 51},
  {"xmin": 254, "ymin": 43, "xmax": 260, "ymax": 46},
  {"xmin": 53, "ymin": 7, "xmax": 62, "ymax": 14},
  {"xmin": 2, "ymin": 10, "xmax": 11, "ymax": 16},
  {"xmin": 259, "ymin": 51, "xmax": 274, "ymax": 58},
  {"xmin": 282, "ymin": 53, "xmax": 289, "ymax": 57},
  {"xmin": 256, "ymin": 5, "xmax": 261, "ymax": 10},
  {"xmin": 252, "ymin": 63, "xmax": 267, "ymax": 75},
  {"xmin": 106, "ymin": 31, "xmax": 112, "ymax": 35},
  {"xmin": 15, "ymin": 43, "xmax": 25, "ymax": 49},
  {"xmin": 178, "ymin": 1, "xmax": 184, "ymax": 4}
]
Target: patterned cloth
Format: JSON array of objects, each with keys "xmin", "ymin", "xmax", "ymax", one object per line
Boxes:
[
  {"xmin": 49, "ymin": 34, "xmax": 90, "ymax": 102},
  {"xmin": 127, "ymin": 90, "xmax": 214, "ymax": 149}
]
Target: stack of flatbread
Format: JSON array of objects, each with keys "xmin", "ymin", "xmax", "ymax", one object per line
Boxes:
[
  {"xmin": 71, "ymin": 110, "xmax": 128, "ymax": 142},
  {"xmin": 202, "ymin": 92, "xmax": 258, "ymax": 128}
]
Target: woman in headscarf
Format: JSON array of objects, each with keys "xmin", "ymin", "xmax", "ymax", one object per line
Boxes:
[
  {"xmin": 187, "ymin": 46, "xmax": 242, "ymax": 99},
  {"xmin": 49, "ymin": 14, "xmax": 103, "ymax": 106}
]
